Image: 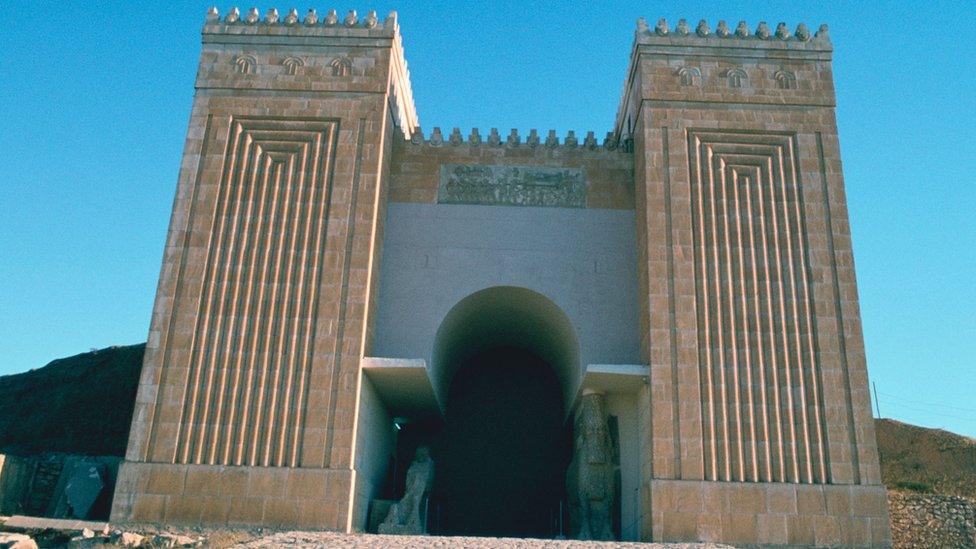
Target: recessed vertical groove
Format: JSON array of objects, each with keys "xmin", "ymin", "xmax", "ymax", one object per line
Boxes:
[
  {"xmin": 250, "ymin": 144, "xmax": 296, "ymax": 466},
  {"xmin": 743, "ymin": 168, "xmax": 773, "ymax": 481},
  {"xmin": 731, "ymin": 167, "xmax": 760, "ymax": 481},
  {"xmin": 754, "ymin": 164, "xmax": 786, "ymax": 482},
  {"xmin": 276, "ymin": 149, "xmax": 310, "ymax": 467},
  {"xmin": 206, "ymin": 151, "xmax": 269, "ymax": 464},
  {"xmin": 175, "ymin": 122, "xmax": 240, "ymax": 463},
  {"xmin": 291, "ymin": 132, "xmax": 335, "ymax": 467},
  {"xmin": 662, "ymin": 128, "xmax": 683, "ymax": 479},
  {"xmin": 264, "ymin": 142, "xmax": 305, "ymax": 466},
  {"xmin": 180, "ymin": 125, "xmax": 247, "ymax": 463},
  {"xmin": 150, "ymin": 113, "xmax": 214, "ymax": 463},
  {"xmin": 324, "ymin": 118, "xmax": 367, "ymax": 467},
  {"xmin": 777, "ymin": 145, "xmax": 815, "ymax": 483},
  {"xmin": 691, "ymin": 135, "xmax": 718, "ymax": 481},
  {"xmin": 281, "ymin": 150, "xmax": 308, "ymax": 467},
  {"xmin": 170, "ymin": 118, "xmax": 337, "ymax": 467},
  {"xmin": 718, "ymin": 157, "xmax": 746, "ymax": 481},
  {"xmin": 791, "ymin": 137, "xmax": 829, "ymax": 483},
  {"xmin": 193, "ymin": 135, "xmax": 257, "ymax": 464},
  {"xmin": 766, "ymin": 153, "xmax": 800, "ymax": 483},
  {"xmin": 818, "ymin": 131, "xmax": 859, "ymax": 484},
  {"xmin": 232, "ymin": 149, "xmax": 285, "ymax": 465},
  {"xmin": 687, "ymin": 130, "xmax": 829, "ymax": 484},
  {"xmin": 706, "ymin": 145, "xmax": 732, "ymax": 481},
  {"xmin": 217, "ymin": 151, "xmax": 275, "ymax": 464},
  {"xmin": 271, "ymin": 159, "xmax": 299, "ymax": 466}
]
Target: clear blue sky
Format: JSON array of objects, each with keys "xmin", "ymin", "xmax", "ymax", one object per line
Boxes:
[{"xmin": 1, "ymin": 1, "xmax": 973, "ymax": 437}]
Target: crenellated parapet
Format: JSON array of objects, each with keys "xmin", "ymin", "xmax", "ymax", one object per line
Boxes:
[
  {"xmin": 199, "ymin": 6, "xmax": 418, "ymax": 136},
  {"xmin": 204, "ymin": 7, "xmax": 396, "ymax": 34},
  {"xmin": 636, "ymin": 18, "xmax": 830, "ymax": 48},
  {"xmin": 402, "ymin": 127, "xmax": 628, "ymax": 152},
  {"xmin": 615, "ymin": 16, "xmax": 836, "ymax": 141}
]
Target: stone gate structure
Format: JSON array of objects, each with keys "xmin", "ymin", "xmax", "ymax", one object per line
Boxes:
[{"xmin": 111, "ymin": 7, "xmax": 891, "ymax": 546}]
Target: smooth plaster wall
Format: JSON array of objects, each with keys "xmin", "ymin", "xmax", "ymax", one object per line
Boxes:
[
  {"xmin": 606, "ymin": 393, "xmax": 641, "ymax": 541},
  {"xmin": 352, "ymin": 377, "xmax": 394, "ymax": 531},
  {"xmin": 372, "ymin": 202, "xmax": 642, "ymax": 399}
]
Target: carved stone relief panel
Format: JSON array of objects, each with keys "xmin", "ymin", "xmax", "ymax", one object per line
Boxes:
[{"xmin": 437, "ymin": 164, "xmax": 586, "ymax": 208}]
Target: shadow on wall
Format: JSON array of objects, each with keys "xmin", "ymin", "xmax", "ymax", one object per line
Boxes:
[
  {"xmin": 0, "ymin": 454, "xmax": 122, "ymax": 520},
  {"xmin": 430, "ymin": 286, "xmax": 582, "ymax": 413}
]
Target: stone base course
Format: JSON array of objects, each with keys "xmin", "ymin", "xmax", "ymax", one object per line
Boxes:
[
  {"xmin": 232, "ymin": 530, "xmax": 732, "ymax": 548},
  {"xmin": 110, "ymin": 461, "xmax": 353, "ymax": 530},
  {"xmin": 649, "ymin": 480, "xmax": 890, "ymax": 546}
]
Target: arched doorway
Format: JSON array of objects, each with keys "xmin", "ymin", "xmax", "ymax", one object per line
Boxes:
[{"xmin": 427, "ymin": 287, "xmax": 580, "ymax": 537}]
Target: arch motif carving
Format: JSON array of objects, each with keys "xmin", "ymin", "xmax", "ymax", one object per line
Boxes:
[
  {"xmin": 677, "ymin": 66, "xmax": 702, "ymax": 87},
  {"xmin": 234, "ymin": 54, "xmax": 256, "ymax": 75}
]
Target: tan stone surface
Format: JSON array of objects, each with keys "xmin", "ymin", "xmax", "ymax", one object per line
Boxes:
[
  {"xmin": 233, "ymin": 531, "xmax": 731, "ymax": 548},
  {"xmin": 389, "ymin": 134, "xmax": 634, "ymax": 210},
  {"xmin": 622, "ymin": 16, "xmax": 886, "ymax": 545},
  {"xmin": 116, "ymin": 9, "xmax": 888, "ymax": 546},
  {"xmin": 648, "ymin": 480, "xmax": 890, "ymax": 546}
]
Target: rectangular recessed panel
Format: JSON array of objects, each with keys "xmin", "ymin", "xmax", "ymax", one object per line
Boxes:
[
  {"xmin": 175, "ymin": 117, "xmax": 338, "ymax": 467},
  {"xmin": 687, "ymin": 129, "xmax": 829, "ymax": 484},
  {"xmin": 438, "ymin": 164, "xmax": 585, "ymax": 208}
]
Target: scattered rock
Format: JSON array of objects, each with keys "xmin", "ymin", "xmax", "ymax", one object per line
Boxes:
[
  {"xmin": 889, "ymin": 490, "xmax": 976, "ymax": 548},
  {"xmin": 147, "ymin": 535, "xmax": 176, "ymax": 548},
  {"xmin": 113, "ymin": 531, "xmax": 144, "ymax": 547},
  {"xmin": 66, "ymin": 535, "xmax": 109, "ymax": 548},
  {"xmin": 0, "ymin": 533, "xmax": 37, "ymax": 549},
  {"xmin": 1, "ymin": 515, "xmax": 109, "ymax": 534},
  {"xmin": 147, "ymin": 533, "xmax": 198, "ymax": 547}
]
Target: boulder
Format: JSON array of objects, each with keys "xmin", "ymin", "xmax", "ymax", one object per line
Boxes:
[
  {"xmin": 148, "ymin": 533, "xmax": 197, "ymax": 547},
  {"xmin": 0, "ymin": 533, "xmax": 37, "ymax": 549},
  {"xmin": 112, "ymin": 532, "xmax": 144, "ymax": 547}
]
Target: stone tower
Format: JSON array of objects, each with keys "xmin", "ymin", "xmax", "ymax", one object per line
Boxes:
[
  {"xmin": 111, "ymin": 7, "xmax": 416, "ymax": 531},
  {"xmin": 617, "ymin": 18, "xmax": 889, "ymax": 545},
  {"xmin": 112, "ymin": 8, "xmax": 891, "ymax": 547}
]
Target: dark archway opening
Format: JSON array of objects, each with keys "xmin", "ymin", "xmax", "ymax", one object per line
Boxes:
[{"xmin": 432, "ymin": 346, "xmax": 571, "ymax": 538}]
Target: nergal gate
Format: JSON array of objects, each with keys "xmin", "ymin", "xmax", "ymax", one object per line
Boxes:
[{"xmin": 111, "ymin": 7, "xmax": 892, "ymax": 547}]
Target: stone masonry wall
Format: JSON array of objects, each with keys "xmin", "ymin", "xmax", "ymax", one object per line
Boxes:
[
  {"xmin": 889, "ymin": 490, "xmax": 976, "ymax": 549},
  {"xmin": 116, "ymin": 7, "xmax": 410, "ymax": 532},
  {"xmin": 390, "ymin": 132, "xmax": 634, "ymax": 210},
  {"xmin": 622, "ymin": 17, "xmax": 888, "ymax": 546}
]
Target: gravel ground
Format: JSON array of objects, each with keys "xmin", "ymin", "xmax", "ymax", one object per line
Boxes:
[{"xmin": 233, "ymin": 531, "xmax": 732, "ymax": 548}]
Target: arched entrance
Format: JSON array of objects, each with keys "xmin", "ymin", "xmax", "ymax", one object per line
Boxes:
[{"xmin": 428, "ymin": 287, "xmax": 581, "ymax": 537}]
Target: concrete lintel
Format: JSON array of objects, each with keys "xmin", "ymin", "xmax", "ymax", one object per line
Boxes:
[
  {"xmin": 567, "ymin": 363, "xmax": 648, "ymax": 417},
  {"xmin": 362, "ymin": 357, "xmax": 444, "ymax": 420},
  {"xmin": 581, "ymin": 363, "xmax": 649, "ymax": 395},
  {"xmin": 3, "ymin": 515, "xmax": 109, "ymax": 533}
]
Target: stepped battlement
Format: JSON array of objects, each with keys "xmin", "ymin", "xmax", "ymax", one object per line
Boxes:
[
  {"xmin": 635, "ymin": 17, "xmax": 831, "ymax": 49},
  {"xmin": 199, "ymin": 6, "xmax": 418, "ymax": 137},
  {"xmin": 400, "ymin": 127, "xmax": 626, "ymax": 152},
  {"xmin": 203, "ymin": 7, "xmax": 396, "ymax": 34}
]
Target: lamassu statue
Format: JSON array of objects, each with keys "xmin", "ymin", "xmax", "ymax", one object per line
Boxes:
[
  {"xmin": 379, "ymin": 446, "xmax": 434, "ymax": 535},
  {"xmin": 566, "ymin": 391, "xmax": 615, "ymax": 540}
]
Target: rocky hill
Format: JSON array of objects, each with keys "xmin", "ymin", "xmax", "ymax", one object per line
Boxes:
[
  {"xmin": 0, "ymin": 344, "xmax": 144, "ymax": 457},
  {"xmin": 877, "ymin": 418, "xmax": 976, "ymax": 499}
]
